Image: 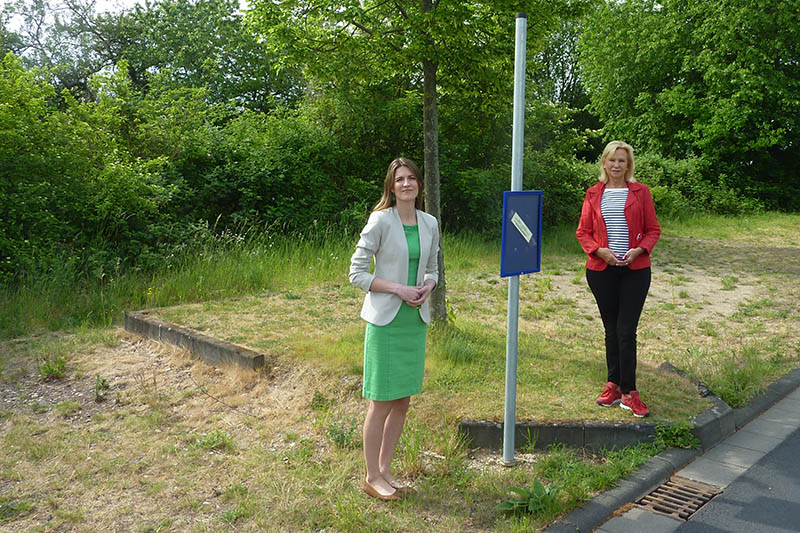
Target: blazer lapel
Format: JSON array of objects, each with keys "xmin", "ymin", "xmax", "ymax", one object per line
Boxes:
[{"xmin": 417, "ymin": 210, "xmax": 431, "ymax": 284}]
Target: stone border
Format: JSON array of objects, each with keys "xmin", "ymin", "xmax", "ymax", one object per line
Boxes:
[
  {"xmin": 123, "ymin": 310, "xmax": 269, "ymax": 371},
  {"xmin": 544, "ymin": 365, "xmax": 800, "ymax": 532},
  {"xmin": 459, "ymin": 419, "xmax": 660, "ymax": 452},
  {"xmin": 458, "ymin": 362, "xmax": 737, "ymax": 452}
]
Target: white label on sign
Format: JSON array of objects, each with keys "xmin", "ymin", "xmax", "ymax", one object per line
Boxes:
[{"xmin": 510, "ymin": 212, "xmax": 533, "ymax": 244}]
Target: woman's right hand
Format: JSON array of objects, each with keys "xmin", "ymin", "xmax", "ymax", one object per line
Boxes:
[
  {"xmin": 596, "ymin": 247, "xmax": 626, "ymax": 266},
  {"xmin": 395, "ymin": 284, "xmax": 423, "ymax": 304}
]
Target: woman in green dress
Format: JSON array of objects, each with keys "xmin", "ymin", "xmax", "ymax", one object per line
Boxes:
[{"xmin": 349, "ymin": 157, "xmax": 440, "ymax": 500}]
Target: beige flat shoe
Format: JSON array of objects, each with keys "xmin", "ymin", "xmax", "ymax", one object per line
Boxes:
[{"xmin": 363, "ymin": 480, "xmax": 400, "ymax": 501}]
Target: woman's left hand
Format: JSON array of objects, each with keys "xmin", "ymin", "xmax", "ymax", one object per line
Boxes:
[
  {"xmin": 407, "ymin": 281, "xmax": 435, "ymax": 307},
  {"xmin": 623, "ymin": 247, "xmax": 645, "ymax": 264}
]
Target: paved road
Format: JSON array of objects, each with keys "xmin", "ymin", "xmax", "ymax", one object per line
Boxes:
[
  {"xmin": 596, "ymin": 386, "xmax": 800, "ymax": 533},
  {"xmin": 674, "ymin": 426, "xmax": 800, "ymax": 533}
]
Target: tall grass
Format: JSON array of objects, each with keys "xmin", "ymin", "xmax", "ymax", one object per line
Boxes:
[
  {"xmin": 2, "ymin": 223, "xmax": 587, "ymax": 339},
  {"xmin": 1, "ymin": 225, "xmax": 350, "ymax": 338},
  {"xmin": 18, "ymin": 210, "xmax": 796, "ymax": 340}
]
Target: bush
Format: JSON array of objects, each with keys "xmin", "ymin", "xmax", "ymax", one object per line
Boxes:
[{"xmin": 635, "ymin": 153, "xmax": 764, "ymax": 218}]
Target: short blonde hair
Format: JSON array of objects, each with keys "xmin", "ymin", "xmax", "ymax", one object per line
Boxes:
[{"xmin": 598, "ymin": 141, "xmax": 636, "ymax": 183}]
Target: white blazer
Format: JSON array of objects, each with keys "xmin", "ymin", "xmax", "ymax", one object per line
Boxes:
[{"xmin": 349, "ymin": 207, "xmax": 440, "ymax": 326}]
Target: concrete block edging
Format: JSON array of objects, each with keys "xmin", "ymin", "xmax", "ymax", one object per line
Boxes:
[{"xmin": 123, "ymin": 310, "xmax": 269, "ymax": 371}]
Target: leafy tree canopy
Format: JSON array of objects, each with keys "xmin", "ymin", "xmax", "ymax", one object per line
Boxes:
[{"xmin": 580, "ymin": 0, "xmax": 800, "ymax": 209}]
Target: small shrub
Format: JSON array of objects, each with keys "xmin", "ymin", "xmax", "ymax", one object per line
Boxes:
[
  {"xmin": 327, "ymin": 415, "xmax": 361, "ymax": 450},
  {"xmin": 37, "ymin": 356, "xmax": 66, "ymax": 381},
  {"xmin": 94, "ymin": 375, "xmax": 110, "ymax": 402},
  {"xmin": 309, "ymin": 390, "xmax": 332, "ymax": 411},
  {"xmin": 495, "ymin": 479, "xmax": 562, "ymax": 515}
]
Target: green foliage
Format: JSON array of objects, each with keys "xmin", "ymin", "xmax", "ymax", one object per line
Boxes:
[
  {"xmin": 0, "ymin": 496, "xmax": 33, "ymax": 524},
  {"xmin": 37, "ymin": 355, "xmax": 66, "ymax": 381},
  {"xmin": 327, "ymin": 414, "xmax": 361, "ymax": 450},
  {"xmin": 705, "ymin": 345, "xmax": 784, "ymax": 407},
  {"xmin": 495, "ymin": 480, "xmax": 562, "ymax": 515},
  {"xmin": 184, "ymin": 110, "xmax": 369, "ymax": 233},
  {"xmin": 580, "ymin": 0, "xmax": 800, "ymax": 210},
  {"xmin": 94, "ymin": 375, "xmax": 110, "ymax": 402},
  {"xmin": 654, "ymin": 422, "xmax": 701, "ymax": 450},
  {"xmin": 193, "ymin": 430, "xmax": 237, "ymax": 453},
  {"xmin": 521, "ymin": 428, "xmax": 538, "ymax": 453},
  {"xmin": 309, "ymin": 390, "xmax": 332, "ymax": 412},
  {"xmin": 0, "ymin": 54, "xmax": 176, "ymax": 284},
  {"xmin": 10, "ymin": 0, "xmax": 302, "ymax": 108}
]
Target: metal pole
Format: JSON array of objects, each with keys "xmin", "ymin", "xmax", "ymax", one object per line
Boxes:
[{"xmin": 503, "ymin": 12, "xmax": 527, "ymax": 466}]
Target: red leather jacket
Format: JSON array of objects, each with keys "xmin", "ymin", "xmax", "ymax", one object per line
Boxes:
[{"xmin": 576, "ymin": 181, "xmax": 661, "ymax": 271}]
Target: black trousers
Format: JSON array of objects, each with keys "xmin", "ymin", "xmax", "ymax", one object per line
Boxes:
[{"xmin": 586, "ymin": 267, "xmax": 651, "ymax": 394}]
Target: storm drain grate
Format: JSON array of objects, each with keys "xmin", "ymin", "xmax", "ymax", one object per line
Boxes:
[{"xmin": 636, "ymin": 475, "xmax": 721, "ymax": 520}]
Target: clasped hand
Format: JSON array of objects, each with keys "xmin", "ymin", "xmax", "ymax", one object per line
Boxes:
[
  {"xmin": 397, "ymin": 283, "xmax": 433, "ymax": 307},
  {"xmin": 597, "ymin": 247, "xmax": 643, "ymax": 267}
]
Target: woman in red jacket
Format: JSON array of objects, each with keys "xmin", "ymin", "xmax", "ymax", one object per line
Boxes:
[{"xmin": 576, "ymin": 141, "xmax": 660, "ymax": 417}]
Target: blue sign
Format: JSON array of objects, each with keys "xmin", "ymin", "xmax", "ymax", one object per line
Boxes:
[{"xmin": 500, "ymin": 190, "xmax": 542, "ymax": 277}]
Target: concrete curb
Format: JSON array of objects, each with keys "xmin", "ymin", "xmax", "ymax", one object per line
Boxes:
[
  {"xmin": 544, "ymin": 365, "xmax": 800, "ymax": 532},
  {"xmin": 123, "ymin": 310, "xmax": 270, "ymax": 371},
  {"xmin": 459, "ymin": 419, "xmax": 660, "ymax": 452},
  {"xmin": 458, "ymin": 360, "xmax": 741, "ymax": 453},
  {"xmin": 458, "ymin": 390, "xmax": 733, "ymax": 453}
]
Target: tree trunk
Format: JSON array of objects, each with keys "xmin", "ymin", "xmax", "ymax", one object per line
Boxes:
[{"xmin": 422, "ymin": 54, "xmax": 446, "ymax": 325}]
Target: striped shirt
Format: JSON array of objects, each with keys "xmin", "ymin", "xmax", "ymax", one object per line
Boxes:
[{"xmin": 601, "ymin": 188, "xmax": 629, "ymax": 260}]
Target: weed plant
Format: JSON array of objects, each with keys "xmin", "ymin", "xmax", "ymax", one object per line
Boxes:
[
  {"xmin": 193, "ymin": 429, "xmax": 236, "ymax": 453},
  {"xmin": 327, "ymin": 414, "xmax": 361, "ymax": 450},
  {"xmin": 496, "ymin": 480, "xmax": 562, "ymax": 515},
  {"xmin": 653, "ymin": 422, "xmax": 701, "ymax": 449},
  {"xmin": 36, "ymin": 355, "xmax": 66, "ymax": 381},
  {"xmin": 94, "ymin": 374, "xmax": 110, "ymax": 402}
]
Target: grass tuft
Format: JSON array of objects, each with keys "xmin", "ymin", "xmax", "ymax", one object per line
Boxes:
[
  {"xmin": 0, "ymin": 497, "xmax": 34, "ymax": 524},
  {"xmin": 495, "ymin": 480, "xmax": 562, "ymax": 515},
  {"xmin": 193, "ymin": 429, "xmax": 236, "ymax": 453}
]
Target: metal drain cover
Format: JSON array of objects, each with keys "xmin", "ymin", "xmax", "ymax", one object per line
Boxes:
[{"xmin": 636, "ymin": 475, "xmax": 722, "ymax": 520}]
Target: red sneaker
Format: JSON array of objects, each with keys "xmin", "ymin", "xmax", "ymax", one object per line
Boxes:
[
  {"xmin": 596, "ymin": 382, "xmax": 621, "ymax": 407},
  {"xmin": 621, "ymin": 391, "xmax": 650, "ymax": 417}
]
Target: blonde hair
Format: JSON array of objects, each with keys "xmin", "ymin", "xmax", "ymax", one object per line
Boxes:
[
  {"xmin": 598, "ymin": 141, "xmax": 636, "ymax": 183},
  {"xmin": 373, "ymin": 157, "xmax": 424, "ymax": 211}
]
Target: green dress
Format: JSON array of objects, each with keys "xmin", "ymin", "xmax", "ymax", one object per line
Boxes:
[{"xmin": 362, "ymin": 224, "xmax": 427, "ymax": 401}]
